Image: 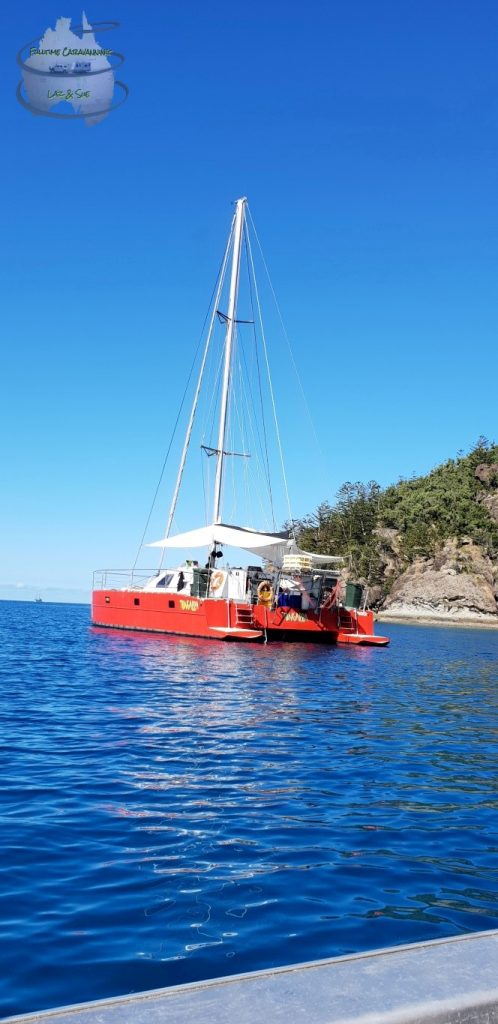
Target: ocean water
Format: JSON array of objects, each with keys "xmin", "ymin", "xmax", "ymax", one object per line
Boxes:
[{"xmin": 1, "ymin": 601, "xmax": 497, "ymax": 1018}]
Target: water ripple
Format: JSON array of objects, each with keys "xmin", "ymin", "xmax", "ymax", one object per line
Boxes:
[{"xmin": 0, "ymin": 602, "xmax": 497, "ymax": 1015}]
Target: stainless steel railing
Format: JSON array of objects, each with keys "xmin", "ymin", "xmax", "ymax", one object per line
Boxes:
[{"xmin": 92, "ymin": 570, "xmax": 156, "ymax": 591}]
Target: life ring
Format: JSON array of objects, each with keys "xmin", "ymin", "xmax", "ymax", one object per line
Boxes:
[
  {"xmin": 257, "ymin": 579, "xmax": 274, "ymax": 606},
  {"xmin": 210, "ymin": 570, "xmax": 225, "ymax": 593}
]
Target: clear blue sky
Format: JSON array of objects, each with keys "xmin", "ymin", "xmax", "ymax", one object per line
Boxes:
[{"xmin": 2, "ymin": 0, "xmax": 497, "ymax": 600}]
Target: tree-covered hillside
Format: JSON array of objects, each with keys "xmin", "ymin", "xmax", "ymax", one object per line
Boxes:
[{"xmin": 295, "ymin": 438, "xmax": 498, "ymax": 587}]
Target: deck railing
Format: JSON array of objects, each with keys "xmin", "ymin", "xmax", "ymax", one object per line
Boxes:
[{"xmin": 92, "ymin": 570, "xmax": 156, "ymax": 591}]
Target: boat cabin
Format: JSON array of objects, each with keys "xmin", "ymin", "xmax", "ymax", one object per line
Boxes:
[{"xmin": 142, "ymin": 563, "xmax": 343, "ymax": 611}]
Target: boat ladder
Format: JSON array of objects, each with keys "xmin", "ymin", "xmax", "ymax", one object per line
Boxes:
[
  {"xmin": 338, "ymin": 609, "xmax": 357, "ymax": 633},
  {"xmin": 234, "ymin": 603, "xmax": 256, "ymax": 628}
]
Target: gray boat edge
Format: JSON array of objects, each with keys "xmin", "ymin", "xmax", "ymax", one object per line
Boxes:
[{"xmin": 5, "ymin": 928, "xmax": 498, "ymax": 1024}]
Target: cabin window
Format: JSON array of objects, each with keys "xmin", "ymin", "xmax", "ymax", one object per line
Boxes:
[
  {"xmin": 105, "ymin": 596, "xmax": 110, "ymax": 604},
  {"xmin": 168, "ymin": 600, "xmax": 175, "ymax": 608},
  {"xmin": 134, "ymin": 598, "xmax": 140, "ymax": 606},
  {"xmin": 156, "ymin": 573, "xmax": 174, "ymax": 588}
]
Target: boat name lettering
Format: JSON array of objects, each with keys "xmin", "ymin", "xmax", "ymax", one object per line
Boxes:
[
  {"xmin": 284, "ymin": 610, "xmax": 307, "ymax": 622},
  {"xmin": 180, "ymin": 599, "xmax": 199, "ymax": 612},
  {"xmin": 31, "ymin": 47, "xmax": 113, "ymax": 56},
  {"xmin": 48, "ymin": 88, "xmax": 91, "ymax": 100}
]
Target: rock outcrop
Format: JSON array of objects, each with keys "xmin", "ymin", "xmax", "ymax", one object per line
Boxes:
[
  {"xmin": 474, "ymin": 463, "xmax": 498, "ymax": 486},
  {"xmin": 378, "ymin": 538, "xmax": 497, "ymax": 623},
  {"xmin": 296, "ymin": 443, "xmax": 498, "ymax": 626},
  {"xmin": 480, "ymin": 493, "xmax": 498, "ymax": 525}
]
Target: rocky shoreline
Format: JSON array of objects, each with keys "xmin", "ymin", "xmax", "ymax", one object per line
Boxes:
[
  {"xmin": 369, "ymin": 460, "xmax": 498, "ymax": 624},
  {"xmin": 377, "ymin": 612, "xmax": 498, "ymax": 628},
  {"xmin": 297, "ymin": 447, "xmax": 498, "ymax": 626},
  {"xmin": 372, "ymin": 535, "xmax": 498, "ymax": 624}
]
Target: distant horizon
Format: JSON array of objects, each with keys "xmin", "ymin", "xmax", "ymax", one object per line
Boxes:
[
  {"xmin": 0, "ymin": 597, "xmax": 91, "ymax": 606},
  {"xmin": 0, "ymin": 584, "xmax": 90, "ymax": 606}
]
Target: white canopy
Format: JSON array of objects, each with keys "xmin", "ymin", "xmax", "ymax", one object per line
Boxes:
[{"xmin": 148, "ymin": 522, "xmax": 342, "ymax": 567}]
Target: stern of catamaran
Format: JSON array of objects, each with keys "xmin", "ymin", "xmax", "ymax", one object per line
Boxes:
[{"xmin": 92, "ymin": 562, "xmax": 389, "ymax": 646}]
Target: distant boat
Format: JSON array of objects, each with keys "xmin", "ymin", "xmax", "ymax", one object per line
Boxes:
[
  {"xmin": 92, "ymin": 198, "xmax": 389, "ymax": 646},
  {"xmin": 35, "ymin": 596, "xmax": 43, "ymax": 603}
]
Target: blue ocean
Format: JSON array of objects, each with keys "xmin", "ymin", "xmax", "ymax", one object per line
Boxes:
[{"xmin": 1, "ymin": 600, "xmax": 497, "ymax": 1018}]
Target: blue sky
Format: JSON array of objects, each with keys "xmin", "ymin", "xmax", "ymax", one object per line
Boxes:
[{"xmin": 2, "ymin": 0, "xmax": 498, "ymax": 600}]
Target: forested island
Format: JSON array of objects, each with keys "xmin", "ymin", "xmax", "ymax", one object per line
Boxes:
[{"xmin": 295, "ymin": 438, "xmax": 498, "ymax": 624}]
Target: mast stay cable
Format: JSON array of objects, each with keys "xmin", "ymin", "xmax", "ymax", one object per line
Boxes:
[
  {"xmin": 243, "ymin": 227, "xmax": 276, "ymax": 528},
  {"xmin": 160, "ymin": 214, "xmax": 235, "ymax": 566},
  {"xmin": 131, "ymin": 218, "xmax": 234, "ymax": 573},
  {"xmin": 245, "ymin": 214, "xmax": 295, "ymax": 537},
  {"xmin": 247, "ymin": 208, "xmax": 334, "ymax": 500}
]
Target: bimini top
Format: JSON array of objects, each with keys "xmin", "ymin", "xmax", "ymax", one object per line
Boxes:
[{"xmin": 148, "ymin": 522, "xmax": 342, "ymax": 567}]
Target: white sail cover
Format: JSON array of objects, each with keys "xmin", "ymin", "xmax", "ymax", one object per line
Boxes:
[{"xmin": 148, "ymin": 523, "xmax": 342, "ymax": 567}]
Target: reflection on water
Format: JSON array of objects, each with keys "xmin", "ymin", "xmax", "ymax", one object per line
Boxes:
[{"xmin": 0, "ymin": 603, "xmax": 497, "ymax": 1015}]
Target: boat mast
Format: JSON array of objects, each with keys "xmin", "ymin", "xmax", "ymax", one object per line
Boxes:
[{"xmin": 212, "ymin": 197, "xmax": 246, "ymax": 525}]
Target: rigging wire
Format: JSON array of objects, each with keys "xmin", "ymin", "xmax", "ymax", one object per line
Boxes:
[
  {"xmin": 228, "ymin": 341, "xmax": 244, "ymax": 523},
  {"xmin": 247, "ymin": 207, "xmax": 334, "ymax": 501},
  {"xmin": 131, "ymin": 369, "xmax": 201, "ymax": 573},
  {"xmin": 237, "ymin": 318, "xmax": 275, "ymax": 519},
  {"xmin": 220, "ymin": 279, "xmax": 271, "ymax": 529},
  {"xmin": 160, "ymin": 217, "xmax": 234, "ymax": 563},
  {"xmin": 232, "ymin": 321, "xmax": 273, "ymax": 529},
  {"xmin": 228, "ymin": 335, "xmax": 267, "ymax": 528},
  {"xmin": 201, "ymin": 328, "xmax": 227, "ymax": 456},
  {"xmin": 243, "ymin": 226, "xmax": 276, "ymax": 526},
  {"xmin": 222, "ymin": 320, "xmax": 260, "ymax": 527},
  {"xmin": 131, "ymin": 228, "xmax": 233, "ymax": 572},
  {"xmin": 200, "ymin": 446, "xmax": 207, "ymax": 525},
  {"xmin": 245, "ymin": 215, "xmax": 295, "ymax": 536}
]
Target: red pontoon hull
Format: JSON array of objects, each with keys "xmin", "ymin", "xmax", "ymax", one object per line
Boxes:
[{"xmin": 92, "ymin": 590, "xmax": 389, "ymax": 645}]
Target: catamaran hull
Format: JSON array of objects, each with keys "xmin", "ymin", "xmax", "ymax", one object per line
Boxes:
[{"xmin": 91, "ymin": 590, "xmax": 389, "ymax": 645}]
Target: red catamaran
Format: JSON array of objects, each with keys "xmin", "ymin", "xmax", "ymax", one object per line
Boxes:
[{"xmin": 92, "ymin": 199, "xmax": 389, "ymax": 646}]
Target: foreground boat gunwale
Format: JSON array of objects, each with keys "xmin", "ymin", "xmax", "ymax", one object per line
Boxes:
[{"xmin": 6, "ymin": 928, "xmax": 498, "ymax": 1024}]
